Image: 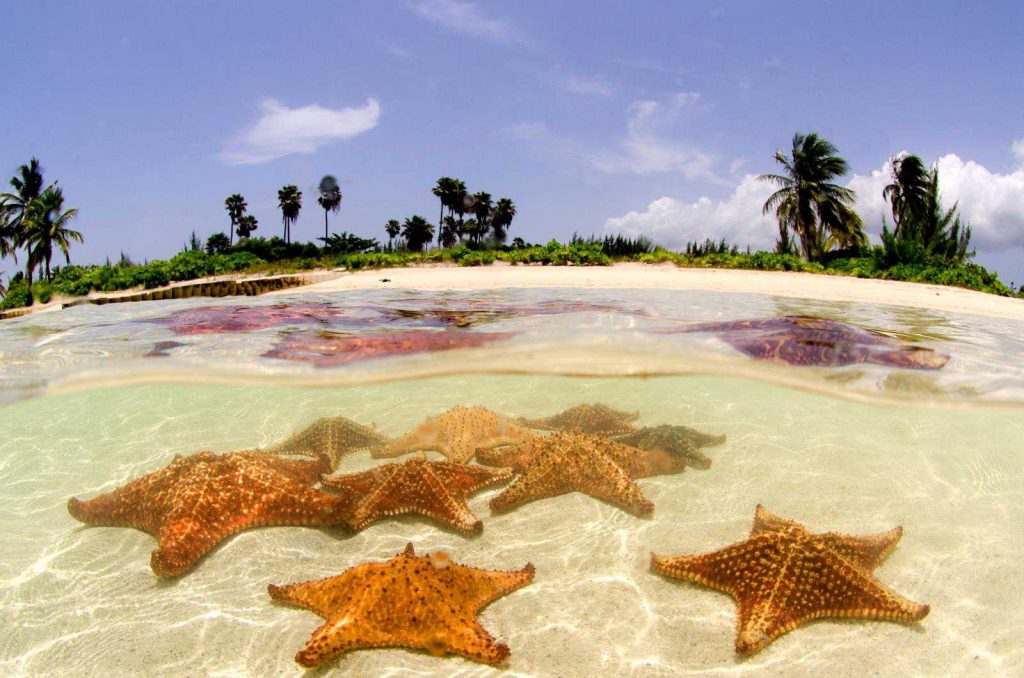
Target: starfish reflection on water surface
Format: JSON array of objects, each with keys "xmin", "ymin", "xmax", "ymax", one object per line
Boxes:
[
  {"xmin": 265, "ymin": 415, "xmax": 388, "ymax": 470},
  {"xmin": 67, "ymin": 451, "xmax": 350, "ymax": 577},
  {"xmin": 651, "ymin": 505, "xmax": 930, "ymax": 655},
  {"xmin": 614, "ymin": 424, "xmax": 726, "ymax": 470},
  {"xmin": 518, "ymin": 403, "xmax": 640, "ymax": 435},
  {"xmin": 151, "ymin": 303, "xmax": 341, "ymax": 335},
  {"xmin": 320, "ymin": 456, "xmax": 512, "ymax": 534},
  {"xmin": 376, "ymin": 405, "xmax": 539, "ymax": 464},
  {"xmin": 262, "ymin": 329, "xmax": 516, "ymax": 367},
  {"xmin": 484, "ymin": 432, "xmax": 685, "ymax": 515},
  {"xmin": 268, "ymin": 542, "xmax": 534, "ymax": 667},
  {"xmin": 656, "ymin": 315, "xmax": 949, "ymax": 369}
]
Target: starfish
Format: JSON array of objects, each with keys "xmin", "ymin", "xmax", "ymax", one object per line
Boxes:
[
  {"xmin": 67, "ymin": 451, "xmax": 352, "ymax": 577},
  {"xmin": 150, "ymin": 302, "xmax": 341, "ymax": 335},
  {"xmin": 651, "ymin": 505, "xmax": 930, "ymax": 655},
  {"xmin": 613, "ymin": 424, "xmax": 727, "ymax": 470},
  {"xmin": 375, "ymin": 406, "xmax": 539, "ymax": 464},
  {"xmin": 517, "ymin": 403, "xmax": 640, "ymax": 435},
  {"xmin": 485, "ymin": 432, "xmax": 685, "ymax": 516},
  {"xmin": 320, "ymin": 456, "xmax": 511, "ymax": 534},
  {"xmin": 268, "ymin": 542, "xmax": 534, "ymax": 667},
  {"xmin": 264, "ymin": 415, "xmax": 389, "ymax": 470},
  {"xmin": 262, "ymin": 329, "xmax": 517, "ymax": 367}
]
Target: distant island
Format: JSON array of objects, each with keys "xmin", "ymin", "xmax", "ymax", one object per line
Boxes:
[{"xmin": 1, "ymin": 131, "xmax": 1019, "ymax": 312}]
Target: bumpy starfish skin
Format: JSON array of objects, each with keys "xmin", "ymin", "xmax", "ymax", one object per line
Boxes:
[
  {"xmin": 262, "ymin": 330, "xmax": 517, "ymax": 367},
  {"xmin": 375, "ymin": 406, "xmax": 540, "ymax": 464},
  {"xmin": 67, "ymin": 451, "xmax": 350, "ymax": 577},
  {"xmin": 613, "ymin": 424, "xmax": 727, "ymax": 470},
  {"xmin": 320, "ymin": 457, "xmax": 513, "ymax": 534},
  {"xmin": 486, "ymin": 432, "xmax": 685, "ymax": 516},
  {"xmin": 268, "ymin": 543, "xmax": 534, "ymax": 667},
  {"xmin": 651, "ymin": 505, "xmax": 930, "ymax": 655},
  {"xmin": 518, "ymin": 403, "xmax": 640, "ymax": 435},
  {"xmin": 265, "ymin": 416, "xmax": 389, "ymax": 470}
]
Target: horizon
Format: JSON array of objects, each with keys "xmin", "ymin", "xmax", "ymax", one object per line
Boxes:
[{"xmin": 2, "ymin": 1, "xmax": 1023, "ymax": 283}]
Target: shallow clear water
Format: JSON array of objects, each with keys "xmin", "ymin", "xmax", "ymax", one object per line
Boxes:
[{"xmin": 1, "ymin": 289, "xmax": 1022, "ymax": 676}]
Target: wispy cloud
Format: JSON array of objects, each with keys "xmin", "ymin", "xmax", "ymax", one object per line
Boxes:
[
  {"xmin": 221, "ymin": 98, "xmax": 381, "ymax": 165},
  {"xmin": 409, "ymin": 0, "xmax": 514, "ymax": 43},
  {"xmin": 1013, "ymin": 138, "xmax": 1024, "ymax": 165},
  {"xmin": 563, "ymin": 75, "xmax": 614, "ymax": 98}
]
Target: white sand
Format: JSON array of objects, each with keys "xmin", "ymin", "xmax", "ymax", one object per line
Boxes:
[{"xmin": 284, "ymin": 262, "xmax": 1024, "ymax": 321}]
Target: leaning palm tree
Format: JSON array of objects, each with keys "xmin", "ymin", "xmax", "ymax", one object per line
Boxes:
[
  {"xmin": 317, "ymin": 175, "xmax": 343, "ymax": 240},
  {"xmin": 490, "ymin": 198, "xmax": 516, "ymax": 243},
  {"xmin": 384, "ymin": 219, "xmax": 401, "ymax": 249},
  {"xmin": 759, "ymin": 132, "xmax": 864, "ymax": 261},
  {"xmin": 401, "ymin": 215, "xmax": 435, "ymax": 252},
  {"xmin": 224, "ymin": 194, "xmax": 247, "ymax": 247},
  {"xmin": 277, "ymin": 185, "xmax": 302, "ymax": 244},
  {"xmin": 0, "ymin": 157, "xmax": 46, "ymax": 261},
  {"xmin": 883, "ymin": 154, "xmax": 934, "ymax": 237},
  {"xmin": 22, "ymin": 185, "xmax": 82, "ymax": 282}
]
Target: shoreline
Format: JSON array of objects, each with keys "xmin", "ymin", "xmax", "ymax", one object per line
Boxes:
[{"xmin": 284, "ymin": 262, "xmax": 1024, "ymax": 321}]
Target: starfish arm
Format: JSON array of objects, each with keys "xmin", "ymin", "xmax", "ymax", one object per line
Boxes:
[
  {"xmin": 577, "ymin": 451, "xmax": 655, "ymax": 515},
  {"xmin": 446, "ymin": 562, "xmax": 536, "ymax": 612},
  {"xmin": 67, "ymin": 484, "xmax": 161, "ymax": 532},
  {"xmin": 268, "ymin": 569, "xmax": 368, "ymax": 619},
  {"xmin": 256, "ymin": 453, "xmax": 330, "ymax": 484},
  {"xmin": 816, "ymin": 527, "xmax": 904, "ymax": 572},
  {"xmin": 750, "ymin": 504, "xmax": 807, "ymax": 536},
  {"xmin": 375, "ymin": 428, "xmax": 440, "ymax": 458},
  {"xmin": 428, "ymin": 620, "xmax": 511, "ymax": 666},
  {"xmin": 349, "ymin": 464, "xmax": 484, "ymax": 533},
  {"xmin": 651, "ymin": 534, "xmax": 784, "ymax": 598},
  {"xmin": 151, "ymin": 515, "xmax": 230, "ymax": 577},
  {"xmin": 432, "ymin": 462, "xmax": 514, "ymax": 495},
  {"xmin": 476, "ymin": 442, "xmax": 542, "ymax": 473},
  {"xmin": 293, "ymin": 615, "xmax": 399, "ymax": 668},
  {"xmin": 248, "ymin": 479, "xmax": 356, "ymax": 528},
  {"xmin": 488, "ymin": 452, "xmax": 573, "ymax": 513},
  {"xmin": 320, "ymin": 466, "xmax": 387, "ymax": 497}
]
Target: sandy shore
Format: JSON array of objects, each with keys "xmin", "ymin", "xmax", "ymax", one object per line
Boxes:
[{"xmin": 285, "ymin": 262, "xmax": 1024, "ymax": 321}]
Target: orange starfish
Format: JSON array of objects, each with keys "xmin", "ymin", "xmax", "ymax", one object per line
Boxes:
[
  {"xmin": 265, "ymin": 415, "xmax": 389, "ymax": 470},
  {"xmin": 67, "ymin": 451, "xmax": 351, "ymax": 577},
  {"xmin": 518, "ymin": 403, "xmax": 639, "ymax": 435},
  {"xmin": 485, "ymin": 432, "xmax": 685, "ymax": 516},
  {"xmin": 651, "ymin": 505, "xmax": 930, "ymax": 655},
  {"xmin": 268, "ymin": 543, "xmax": 534, "ymax": 667},
  {"xmin": 375, "ymin": 405, "xmax": 539, "ymax": 464},
  {"xmin": 320, "ymin": 456, "xmax": 513, "ymax": 534}
]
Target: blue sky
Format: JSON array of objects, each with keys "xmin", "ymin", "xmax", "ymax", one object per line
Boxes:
[{"xmin": 3, "ymin": 1, "xmax": 1024, "ymax": 282}]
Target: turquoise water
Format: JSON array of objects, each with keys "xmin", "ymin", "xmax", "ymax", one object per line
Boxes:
[{"xmin": 1, "ymin": 289, "xmax": 1022, "ymax": 676}]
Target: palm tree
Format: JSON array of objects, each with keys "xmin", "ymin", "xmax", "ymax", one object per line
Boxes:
[
  {"xmin": 432, "ymin": 177, "xmax": 457, "ymax": 238},
  {"xmin": 22, "ymin": 185, "xmax": 82, "ymax": 282},
  {"xmin": 439, "ymin": 215, "xmax": 459, "ymax": 248},
  {"xmin": 317, "ymin": 175, "xmax": 343, "ymax": 240},
  {"xmin": 883, "ymin": 154, "xmax": 933, "ymax": 237},
  {"xmin": 277, "ymin": 185, "xmax": 302, "ymax": 244},
  {"xmin": 491, "ymin": 198, "xmax": 516, "ymax": 243},
  {"xmin": 384, "ymin": 219, "xmax": 401, "ymax": 249},
  {"xmin": 224, "ymin": 194, "xmax": 247, "ymax": 247},
  {"xmin": 401, "ymin": 215, "xmax": 435, "ymax": 252},
  {"xmin": 759, "ymin": 132, "xmax": 864, "ymax": 261},
  {"xmin": 883, "ymin": 156, "xmax": 972, "ymax": 261},
  {"xmin": 0, "ymin": 157, "xmax": 46, "ymax": 261},
  {"xmin": 206, "ymin": 232, "xmax": 231, "ymax": 254},
  {"xmin": 236, "ymin": 214, "xmax": 259, "ymax": 239},
  {"xmin": 471, "ymin": 192, "xmax": 493, "ymax": 237}
]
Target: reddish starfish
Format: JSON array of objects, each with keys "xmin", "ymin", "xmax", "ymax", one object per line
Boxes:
[
  {"xmin": 376, "ymin": 405, "xmax": 540, "ymax": 464},
  {"xmin": 484, "ymin": 432, "xmax": 685, "ymax": 515},
  {"xmin": 651, "ymin": 505, "xmax": 930, "ymax": 655},
  {"xmin": 268, "ymin": 543, "xmax": 534, "ymax": 667},
  {"xmin": 654, "ymin": 315, "xmax": 949, "ymax": 369},
  {"xmin": 150, "ymin": 302, "xmax": 341, "ymax": 335},
  {"xmin": 262, "ymin": 329, "xmax": 517, "ymax": 367},
  {"xmin": 320, "ymin": 456, "xmax": 512, "ymax": 534},
  {"xmin": 67, "ymin": 451, "xmax": 351, "ymax": 577}
]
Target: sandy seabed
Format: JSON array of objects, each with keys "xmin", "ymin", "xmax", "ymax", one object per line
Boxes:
[{"xmin": 1, "ymin": 374, "xmax": 1021, "ymax": 677}]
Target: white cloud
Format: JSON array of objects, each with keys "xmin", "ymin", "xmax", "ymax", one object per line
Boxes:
[
  {"xmin": 606, "ymin": 147, "xmax": 1024, "ymax": 252},
  {"xmin": 410, "ymin": 0, "xmax": 513, "ymax": 42},
  {"xmin": 591, "ymin": 92, "xmax": 718, "ymax": 179},
  {"xmin": 221, "ymin": 98, "xmax": 380, "ymax": 165},
  {"xmin": 563, "ymin": 75, "xmax": 614, "ymax": 98}
]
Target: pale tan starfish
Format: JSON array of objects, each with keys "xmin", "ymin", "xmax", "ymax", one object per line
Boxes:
[
  {"xmin": 651, "ymin": 505, "xmax": 930, "ymax": 655},
  {"xmin": 268, "ymin": 543, "xmax": 534, "ymax": 667},
  {"xmin": 265, "ymin": 415, "xmax": 389, "ymax": 470},
  {"xmin": 374, "ymin": 405, "xmax": 539, "ymax": 464}
]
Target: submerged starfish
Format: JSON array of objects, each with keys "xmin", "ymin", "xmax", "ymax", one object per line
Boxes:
[
  {"xmin": 651, "ymin": 505, "xmax": 930, "ymax": 655},
  {"xmin": 265, "ymin": 416, "xmax": 389, "ymax": 470},
  {"xmin": 485, "ymin": 432, "xmax": 685, "ymax": 516},
  {"xmin": 320, "ymin": 456, "xmax": 512, "ymax": 534},
  {"xmin": 654, "ymin": 315, "xmax": 949, "ymax": 369},
  {"xmin": 517, "ymin": 403, "xmax": 640, "ymax": 435},
  {"xmin": 375, "ymin": 406, "xmax": 539, "ymax": 464},
  {"xmin": 67, "ymin": 451, "xmax": 351, "ymax": 577},
  {"xmin": 150, "ymin": 303, "xmax": 342, "ymax": 335},
  {"xmin": 262, "ymin": 329, "xmax": 517, "ymax": 367},
  {"xmin": 613, "ymin": 424, "xmax": 726, "ymax": 470},
  {"xmin": 268, "ymin": 542, "xmax": 534, "ymax": 667}
]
